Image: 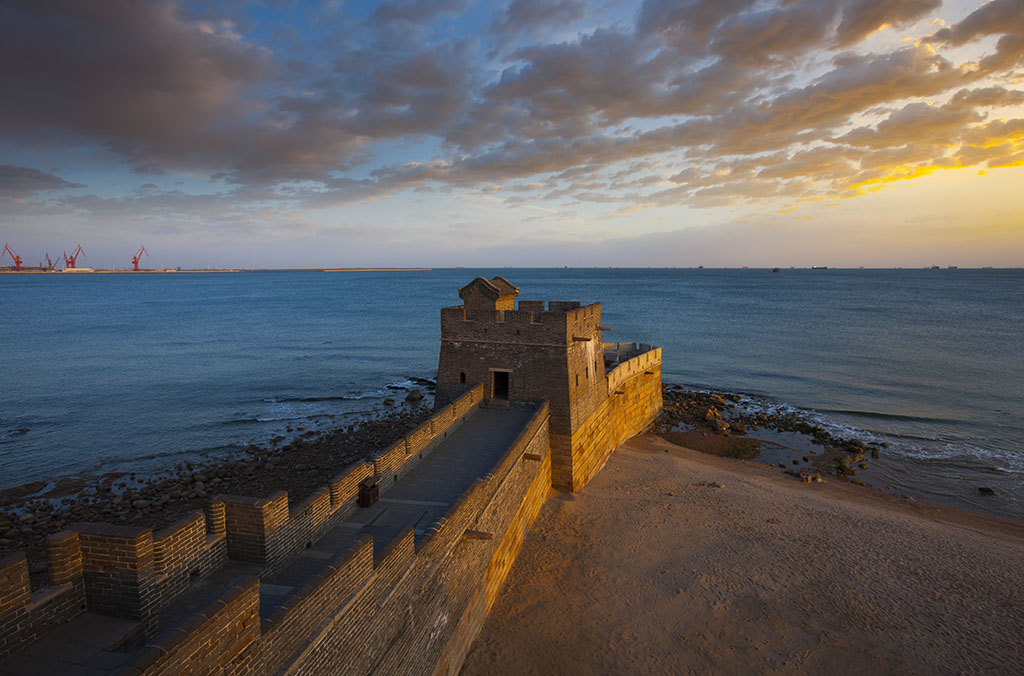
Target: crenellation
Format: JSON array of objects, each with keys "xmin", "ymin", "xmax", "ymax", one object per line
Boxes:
[
  {"xmin": 45, "ymin": 531, "xmax": 83, "ymax": 586},
  {"xmin": 0, "ymin": 280, "xmax": 660, "ymax": 675}
]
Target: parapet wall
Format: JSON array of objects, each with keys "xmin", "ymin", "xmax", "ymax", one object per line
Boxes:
[
  {"xmin": 551, "ymin": 346, "xmax": 663, "ymax": 491},
  {"xmin": 440, "ymin": 301, "xmax": 601, "ymax": 346},
  {"xmin": 114, "ymin": 400, "xmax": 552, "ymax": 676},
  {"xmin": 0, "ymin": 385, "xmax": 485, "ymax": 663}
]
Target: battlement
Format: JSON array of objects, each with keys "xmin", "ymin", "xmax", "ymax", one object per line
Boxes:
[
  {"xmin": 0, "ymin": 385, "xmax": 486, "ymax": 663},
  {"xmin": 1, "ymin": 280, "xmax": 663, "ymax": 675},
  {"xmin": 441, "ymin": 301, "xmax": 602, "ymax": 346}
]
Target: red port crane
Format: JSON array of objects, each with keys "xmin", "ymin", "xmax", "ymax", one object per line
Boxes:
[
  {"xmin": 45, "ymin": 252, "xmax": 57, "ymax": 270},
  {"xmin": 131, "ymin": 245, "xmax": 149, "ymax": 271},
  {"xmin": 2, "ymin": 243, "xmax": 23, "ymax": 270},
  {"xmin": 64, "ymin": 244, "xmax": 85, "ymax": 269}
]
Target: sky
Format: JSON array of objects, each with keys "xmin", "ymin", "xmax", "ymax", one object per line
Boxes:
[{"xmin": 0, "ymin": 0, "xmax": 1022, "ymax": 269}]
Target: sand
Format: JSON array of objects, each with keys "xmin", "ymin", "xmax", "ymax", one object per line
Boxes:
[{"xmin": 461, "ymin": 435, "xmax": 1024, "ymax": 676}]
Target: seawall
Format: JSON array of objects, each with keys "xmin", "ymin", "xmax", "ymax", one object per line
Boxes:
[
  {"xmin": 1, "ymin": 347, "xmax": 662, "ymax": 674},
  {"xmin": 0, "ymin": 387, "xmax": 556, "ymax": 675}
]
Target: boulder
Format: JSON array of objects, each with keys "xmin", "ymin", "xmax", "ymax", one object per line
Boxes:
[
  {"xmin": 405, "ymin": 389, "xmax": 424, "ymax": 403},
  {"xmin": 978, "ymin": 486, "xmax": 996, "ymax": 496}
]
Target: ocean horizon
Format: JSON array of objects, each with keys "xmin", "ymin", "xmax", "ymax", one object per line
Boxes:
[{"xmin": 1, "ymin": 267, "xmax": 1021, "ymax": 519}]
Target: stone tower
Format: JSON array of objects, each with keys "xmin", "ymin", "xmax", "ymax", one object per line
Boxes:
[{"xmin": 437, "ymin": 277, "xmax": 661, "ymax": 491}]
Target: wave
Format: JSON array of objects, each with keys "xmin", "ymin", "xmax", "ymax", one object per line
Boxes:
[
  {"xmin": 260, "ymin": 379, "xmax": 424, "ymax": 404},
  {"xmin": 263, "ymin": 395, "xmax": 375, "ymax": 403},
  {"xmin": 220, "ymin": 415, "xmax": 305, "ymax": 425},
  {"xmin": 704, "ymin": 386, "xmax": 1024, "ymax": 474},
  {"xmin": 813, "ymin": 408, "xmax": 954, "ymax": 425}
]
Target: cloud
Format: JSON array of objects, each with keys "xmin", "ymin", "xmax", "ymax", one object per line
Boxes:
[
  {"xmin": 491, "ymin": 0, "xmax": 587, "ymax": 48},
  {"xmin": 1, "ymin": 0, "xmax": 1021, "ymax": 230},
  {"xmin": 371, "ymin": 0, "xmax": 471, "ymax": 25},
  {"xmin": 926, "ymin": 0, "xmax": 1024, "ymax": 47},
  {"xmin": 0, "ymin": 165, "xmax": 83, "ymax": 199},
  {"xmin": 0, "ymin": 0, "xmax": 272, "ymax": 147},
  {"xmin": 834, "ymin": 0, "xmax": 941, "ymax": 47}
]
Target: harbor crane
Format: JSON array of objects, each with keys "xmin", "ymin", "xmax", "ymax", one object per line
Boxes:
[
  {"xmin": 64, "ymin": 244, "xmax": 85, "ymax": 269},
  {"xmin": 131, "ymin": 245, "xmax": 149, "ymax": 271},
  {"xmin": 2, "ymin": 243, "xmax": 23, "ymax": 270},
  {"xmin": 45, "ymin": 253, "xmax": 57, "ymax": 270}
]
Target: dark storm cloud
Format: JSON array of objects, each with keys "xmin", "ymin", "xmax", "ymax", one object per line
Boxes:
[{"xmin": 0, "ymin": 165, "xmax": 83, "ymax": 199}]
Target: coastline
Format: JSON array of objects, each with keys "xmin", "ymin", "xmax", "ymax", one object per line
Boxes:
[
  {"xmin": 3, "ymin": 380, "xmax": 1019, "ymax": 585},
  {"xmin": 656, "ymin": 383, "xmax": 1021, "ymax": 521},
  {"xmin": 0, "ymin": 400, "xmax": 435, "ymax": 584},
  {"xmin": 463, "ymin": 434, "xmax": 1024, "ymax": 675}
]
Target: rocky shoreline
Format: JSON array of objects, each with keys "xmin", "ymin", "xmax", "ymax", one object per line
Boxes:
[
  {"xmin": 656, "ymin": 383, "xmax": 887, "ymax": 485},
  {"xmin": 0, "ymin": 380, "xmax": 999, "ymax": 587},
  {"xmin": 0, "ymin": 391, "xmax": 435, "ymax": 587}
]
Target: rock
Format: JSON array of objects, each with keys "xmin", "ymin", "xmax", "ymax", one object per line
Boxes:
[
  {"xmin": 405, "ymin": 389, "xmax": 424, "ymax": 403},
  {"xmin": 731, "ymin": 421, "xmax": 747, "ymax": 435},
  {"xmin": 383, "ymin": 398, "xmax": 395, "ymax": 406},
  {"xmin": 978, "ymin": 487, "xmax": 996, "ymax": 496}
]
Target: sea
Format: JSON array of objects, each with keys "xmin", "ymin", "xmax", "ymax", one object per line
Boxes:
[{"xmin": 1, "ymin": 268, "xmax": 1021, "ymax": 519}]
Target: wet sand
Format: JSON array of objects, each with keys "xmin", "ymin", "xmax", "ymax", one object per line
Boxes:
[{"xmin": 462, "ymin": 435, "xmax": 1024, "ymax": 676}]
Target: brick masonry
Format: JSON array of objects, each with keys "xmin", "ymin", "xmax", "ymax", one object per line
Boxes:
[
  {"xmin": 437, "ymin": 277, "xmax": 662, "ymax": 492},
  {"xmin": 0, "ymin": 280, "xmax": 661, "ymax": 674}
]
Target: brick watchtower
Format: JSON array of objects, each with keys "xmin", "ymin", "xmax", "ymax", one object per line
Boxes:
[{"xmin": 437, "ymin": 277, "xmax": 662, "ymax": 491}]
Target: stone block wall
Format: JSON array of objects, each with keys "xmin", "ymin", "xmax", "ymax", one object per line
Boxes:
[
  {"xmin": 437, "ymin": 301, "xmax": 607, "ymax": 435},
  {"xmin": 0, "ymin": 385, "xmax": 486, "ymax": 667},
  {"xmin": 0, "ymin": 385, "xmax": 487, "ymax": 663},
  {"xmin": 551, "ymin": 347, "xmax": 663, "ymax": 491},
  {"xmin": 118, "ymin": 576, "xmax": 260, "ymax": 676},
  {"xmin": 103, "ymin": 400, "xmax": 552, "ymax": 676}
]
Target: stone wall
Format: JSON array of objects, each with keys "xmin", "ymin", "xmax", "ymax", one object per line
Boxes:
[
  {"xmin": 437, "ymin": 301, "xmax": 608, "ymax": 437},
  {"xmin": 111, "ymin": 400, "xmax": 551, "ymax": 676},
  {"xmin": 0, "ymin": 385, "xmax": 485, "ymax": 664},
  {"xmin": 551, "ymin": 347, "xmax": 663, "ymax": 491}
]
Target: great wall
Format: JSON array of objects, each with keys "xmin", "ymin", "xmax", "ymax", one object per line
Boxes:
[{"xmin": 0, "ymin": 278, "xmax": 662, "ymax": 675}]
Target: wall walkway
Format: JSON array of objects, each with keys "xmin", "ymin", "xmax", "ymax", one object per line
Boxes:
[{"xmin": 0, "ymin": 386, "xmax": 553, "ymax": 676}]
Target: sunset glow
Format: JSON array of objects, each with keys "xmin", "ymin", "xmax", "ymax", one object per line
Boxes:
[{"xmin": 1, "ymin": 0, "xmax": 1022, "ymax": 268}]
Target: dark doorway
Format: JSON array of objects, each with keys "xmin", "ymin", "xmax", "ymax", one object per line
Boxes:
[{"xmin": 492, "ymin": 371, "xmax": 510, "ymax": 400}]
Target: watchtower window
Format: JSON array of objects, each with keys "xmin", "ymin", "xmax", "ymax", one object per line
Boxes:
[
  {"xmin": 459, "ymin": 371, "xmax": 466, "ymax": 383},
  {"xmin": 575, "ymin": 374, "xmax": 579, "ymax": 387}
]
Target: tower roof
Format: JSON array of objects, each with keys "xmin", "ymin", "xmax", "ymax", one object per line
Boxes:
[{"xmin": 459, "ymin": 276, "xmax": 519, "ymax": 302}]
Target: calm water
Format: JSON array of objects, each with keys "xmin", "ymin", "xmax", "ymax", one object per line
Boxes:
[{"xmin": 1, "ymin": 269, "xmax": 1022, "ymax": 518}]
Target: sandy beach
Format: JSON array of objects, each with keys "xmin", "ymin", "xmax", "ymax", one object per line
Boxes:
[{"xmin": 462, "ymin": 435, "xmax": 1024, "ymax": 676}]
